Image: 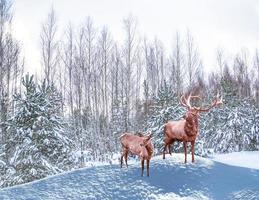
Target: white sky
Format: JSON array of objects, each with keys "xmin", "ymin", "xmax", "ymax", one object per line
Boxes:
[{"xmin": 12, "ymin": 0, "xmax": 259, "ymax": 74}]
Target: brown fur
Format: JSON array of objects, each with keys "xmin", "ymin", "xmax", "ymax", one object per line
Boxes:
[
  {"xmin": 163, "ymin": 94, "xmax": 222, "ymax": 163},
  {"xmin": 119, "ymin": 133, "xmax": 153, "ymax": 177}
]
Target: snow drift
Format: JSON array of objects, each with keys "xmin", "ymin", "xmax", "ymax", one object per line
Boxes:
[{"xmin": 0, "ymin": 153, "xmax": 258, "ymax": 200}]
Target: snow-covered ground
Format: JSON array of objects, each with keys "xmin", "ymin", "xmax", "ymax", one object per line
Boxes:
[
  {"xmin": 212, "ymin": 151, "xmax": 259, "ymax": 170},
  {"xmin": 0, "ymin": 152, "xmax": 258, "ymax": 200}
]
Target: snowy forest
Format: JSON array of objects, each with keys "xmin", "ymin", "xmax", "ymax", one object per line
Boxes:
[{"xmin": 0, "ymin": 0, "xmax": 258, "ymax": 187}]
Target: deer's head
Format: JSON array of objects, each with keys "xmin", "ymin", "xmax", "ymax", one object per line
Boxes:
[
  {"xmin": 139, "ymin": 134, "xmax": 153, "ymax": 158},
  {"xmin": 180, "ymin": 93, "xmax": 223, "ymax": 119}
]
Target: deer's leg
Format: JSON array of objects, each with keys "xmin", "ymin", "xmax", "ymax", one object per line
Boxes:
[
  {"xmin": 147, "ymin": 159, "xmax": 150, "ymax": 177},
  {"xmin": 120, "ymin": 154, "xmax": 124, "ymax": 168},
  {"xmin": 163, "ymin": 143, "xmax": 168, "ymax": 159},
  {"xmin": 168, "ymin": 144, "xmax": 171, "ymax": 155},
  {"xmin": 141, "ymin": 159, "xmax": 144, "ymax": 177},
  {"xmin": 120, "ymin": 148, "xmax": 126, "ymax": 168},
  {"xmin": 184, "ymin": 142, "xmax": 187, "ymax": 163},
  {"xmin": 125, "ymin": 150, "xmax": 128, "ymax": 168},
  {"xmin": 168, "ymin": 139, "xmax": 175, "ymax": 155},
  {"xmin": 191, "ymin": 141, "xmax": 195, "ymax": 163}
]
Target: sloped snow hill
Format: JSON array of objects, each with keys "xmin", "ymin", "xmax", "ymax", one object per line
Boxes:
[
  {"xmin": 0, "ymin": 153, "xmax": 258, "ymax": 200},
  {"xmin": 212, "ymin": 151, "xmax": 259, "ymax": 170}
]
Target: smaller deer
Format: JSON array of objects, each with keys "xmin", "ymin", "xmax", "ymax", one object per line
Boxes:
[{"xmin": 119, "ymin": 133, "xmax": 153, "ymax": 177}]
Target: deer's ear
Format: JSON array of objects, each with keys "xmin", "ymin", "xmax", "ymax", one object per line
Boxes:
[
  {"xmin": 146, "ymin": 133, "xmax": 152, "ymax": 139},
  {"xmin": 143, "ymin": 136, "xmax": 152, "ymax": 146}
]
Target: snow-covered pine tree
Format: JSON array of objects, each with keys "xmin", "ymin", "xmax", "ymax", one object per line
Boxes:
[
  {"xmin": 2, "ymin": 75, "xmax": 73, "ymax": 187},
  {"xmin": 202, "ymin": 99, "xmax": 259, "ymax": 153},
  {"xmin": 199, "ymin": 70, "xmax": 259, "ymax": 154},
  {"xmin": 147, "ymin": 81, "xmax": 185, "ymax": 153},
  {"xmin": 110, "ymin": 99, "xmax": 125, "ymax": 151}
]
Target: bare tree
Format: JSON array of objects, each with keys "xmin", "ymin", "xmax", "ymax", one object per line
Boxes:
[
  {"xmin": 144, "ymin": 38, "xmax": 164, "ymax": 97},
  {"xmin": 254, "ymin": 50, "xmax": 259, "ymax": 105},
  {"xmin": 122, "ymin": 14, "xmax": 139, "ymax": 131},
  {"xmin": 216, "ymin": 48, "xmax": 225, "ymax": 78},
  {"xmin": 110, "ymin": 44, "xmax": 124, "ymax": 150},
  {"xmin": 154, "ymin": 38, "xmax": 165, "ymax": 89},
  {"xmin": 0, "ymin": 0, "xmax": 23, "ymax": 144},
  {"xmin": 74, "ymin": 24, "xmax": 85, "ymax": 131},
  {"xmin": 83, "ymin": 17, "xmax": 96, "ymax": 113},
  {"xmin": 40, "ymin": 7, "xmax": 59, "ymax": 85},
  {"xmin": 98, "ymin": 26, "xmax": 113, "ymax": 119},
  {"xmin": 144, "ymin": 40, "xmax": 158, "ymax": 97},
  {"xmin": 233, "ymin": 50, "xmax": 251, "ymax": 98},
  {"xmin": 170, "ymin": 32, "xmax": 184, "ymax": 95},
  {"xmin": 185, "ymin": 30, "xmax": 202, "ymax": 89},
  {"xmin": 62, "ymin": 23, "xmax": 75, "ymax": 116}
]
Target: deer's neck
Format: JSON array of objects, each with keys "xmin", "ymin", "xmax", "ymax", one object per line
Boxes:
[
  {"xmin": 145, "ymin": 144, "xmax": 153, "ymax": 157},
  {"xmin": 140, "ymin": 145, "xmax": 153, "ymax": 159},
  {"xmin": 184, "ymin": 115, "xmax": 199, "ymax": 136}
]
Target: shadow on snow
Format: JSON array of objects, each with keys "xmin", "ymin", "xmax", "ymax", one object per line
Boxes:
[{"xmin": 0, "ymin": 155, "xmax": 258, "ymax": 200}]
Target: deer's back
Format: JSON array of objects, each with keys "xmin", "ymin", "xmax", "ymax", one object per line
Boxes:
[
  {"xmin": 120, "ymin": 133, "xmax": 153, "ymax": 158},
  {"xmin": 164, "ymin": 120, "xmax": 189, "ymax": 141},
  {"xmin": 120, "ymin": 133, "xmax": 143, "ymax": 154}
]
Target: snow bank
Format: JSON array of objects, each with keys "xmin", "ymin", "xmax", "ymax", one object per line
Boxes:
[
  {"xmin": 150, "ymin": 190, "xmax": 209, "ymax": 200},
  {"xmin": 0, "ymin": 152, "xmax": 258, "ymax": 200},
  {"xmin": 212, "ymin": 151, "xmax": 259, "ymax": 170},
  {"xmin": 153, "ymin": 153, "xmax": 214, "ymax": 168}
]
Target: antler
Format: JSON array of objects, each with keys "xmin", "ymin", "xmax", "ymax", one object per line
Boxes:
[
  {"xmin": 180, "ymin": 94, "xmax": 202, "ymax": 109},
  {"xmin": 180, "ymin": 95, "xmax": 190, "ymax": 108},
  {"xmin": 196, "ymin": 93, "xmax": 223, "ymax": 112}
]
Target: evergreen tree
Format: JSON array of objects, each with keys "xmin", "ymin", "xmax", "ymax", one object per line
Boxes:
[
  {"xmin": 147, "ymin": 81, "xmax": 185, "ymax": 152},
  {"xmin": 110, "ymin": 99, "xmax": 125, "ymax": 151},
  {"xmin": 202, "ymin": 100, "xmax": 259, "ymax": 153},
  {"xmin": 2, "ymin": 75, "xmax": 73, "ymax": 186}
]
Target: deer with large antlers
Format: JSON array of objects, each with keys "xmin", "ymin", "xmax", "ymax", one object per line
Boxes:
[
  {"xmin": 119, "ymin": 133, "xmax": 153, "ymax": 176},
  {"xmin": 163, "ymin": 93, "xmax": 222, "ymax": 163}
]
